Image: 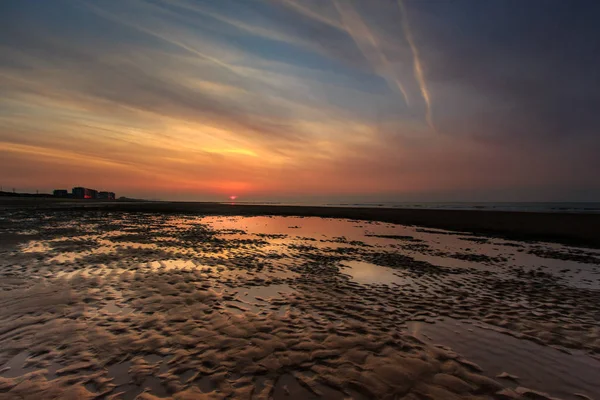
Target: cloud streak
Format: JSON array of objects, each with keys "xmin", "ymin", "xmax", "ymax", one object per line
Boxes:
[
  {"xmin": 332, "ymin": 0, "xmax": 410, "ymax": 105},
  {"xmin": 398, "ymin": 0, "xmax": 434, "ymax": 131}
]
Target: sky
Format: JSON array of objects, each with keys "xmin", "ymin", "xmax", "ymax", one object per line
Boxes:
[{"xmin": 1, "ymin": 0, "xmax": 599, "ymax": 202}]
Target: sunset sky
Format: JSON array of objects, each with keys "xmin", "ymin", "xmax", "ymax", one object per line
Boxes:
[{"xmin": 1, "ymin": 0, "xmax": 599, "ymax": 202}]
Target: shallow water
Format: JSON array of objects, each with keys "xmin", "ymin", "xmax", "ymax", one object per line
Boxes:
[
  {"xmin": 340, "ymin": 260, "xmax": 409, "ymax": 285},
  {"xmin": 0, "ymin": 352, "xmax": 35, "ymax": 378},
  {"xmin": 407, "ymin": 319, "xmax": 600, "ymax": 399}
]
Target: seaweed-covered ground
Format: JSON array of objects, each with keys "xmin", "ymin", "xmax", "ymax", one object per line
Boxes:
[{"xmin": 0, "ymin": 211, "xmax": 599, "ymax": 400}]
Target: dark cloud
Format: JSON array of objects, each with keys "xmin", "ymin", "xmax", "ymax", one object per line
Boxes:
[{"xmin": 409, "ymin": 0, "xmax": 600, "ymax": 141}]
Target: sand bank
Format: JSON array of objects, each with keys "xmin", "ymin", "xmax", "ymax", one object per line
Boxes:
[{"xmin": 2, "ymin": 199, "xmax": 600, "ymax": 247}]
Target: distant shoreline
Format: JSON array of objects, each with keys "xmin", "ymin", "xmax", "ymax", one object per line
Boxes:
[{"xmin": 2, "ymin": 198, "xmax": 600, "ymax": 248}]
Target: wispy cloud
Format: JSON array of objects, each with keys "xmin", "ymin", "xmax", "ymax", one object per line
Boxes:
[
  {"xmin": 332, "ymin": 0, "xmax": 411, "ymax": 105},
  {"xmin": 278, "ymin": 0, "xmax": 343, "ymax": 30},
  {"xmin": 398, "ymin": 0, "xmax": 434, "ymax": 131}
]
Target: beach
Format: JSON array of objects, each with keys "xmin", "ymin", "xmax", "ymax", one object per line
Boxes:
[{"xmin": 0, "ymin": 204, "xmax": 599, "ymax": 399}]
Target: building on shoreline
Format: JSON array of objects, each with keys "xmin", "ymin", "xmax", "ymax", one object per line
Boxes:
[
  {"xmin": 98, "ymin": 191, "xmax": 116, "ymax": 200},
  {"xmin": 70, "ymin": 187, "xmax": 116, "ymax": 200},
  {"xmin": 1, "ymin": 187, "xmax": 116, "ymax": 200},
  {"xmin": 72, "ymin": 187, "xmax": 98, "ymax": 199}
]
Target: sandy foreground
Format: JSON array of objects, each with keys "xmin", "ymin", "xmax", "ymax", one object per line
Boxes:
[{"xmin": 0, "ymin": 209, "xmax": 599, "ymax": 399}]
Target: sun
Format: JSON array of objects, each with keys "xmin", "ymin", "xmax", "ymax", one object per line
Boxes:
[{"xmin": 229, "ymin": 195, "xmax": 237, "ymax": 200}]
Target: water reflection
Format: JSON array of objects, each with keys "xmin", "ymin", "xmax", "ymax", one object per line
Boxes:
[
  {"xmin": 407, "ymin": 319, "xmax": 600, "ymax": 399},
  {"xmin": 340, "ymin": 260, "xmax": 408, "ymax": 286}
]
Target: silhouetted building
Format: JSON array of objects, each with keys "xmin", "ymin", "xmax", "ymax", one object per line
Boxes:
[
  {"xmin": 98, "ymin": 191, "xmax": 116, "ymax": 200},
  {"xmin": 53, "ymin": 189, "xmax": 69, "ymax": 197},
  {"xmin": 72, "ymin": 187, "xmax": 98, "ymax": 199}
]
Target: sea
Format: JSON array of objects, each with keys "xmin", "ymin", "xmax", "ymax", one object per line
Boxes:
[{"xmin": 224, "ymin": 201, "xmax": 600, "ymax": 214}]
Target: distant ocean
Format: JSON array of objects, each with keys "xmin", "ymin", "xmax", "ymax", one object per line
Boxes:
[{"xmin": 226, "ymin": 201, "xmax": 600, "ymax": 214}]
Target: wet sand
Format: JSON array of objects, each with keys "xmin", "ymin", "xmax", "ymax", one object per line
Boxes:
[
  {"xmin": 2, "ymin": 198, "xmax": 600, "ymax": 247},
  {"xmin": 0, "ymin": 211, "xmax": 599, "ymax": 399}
]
